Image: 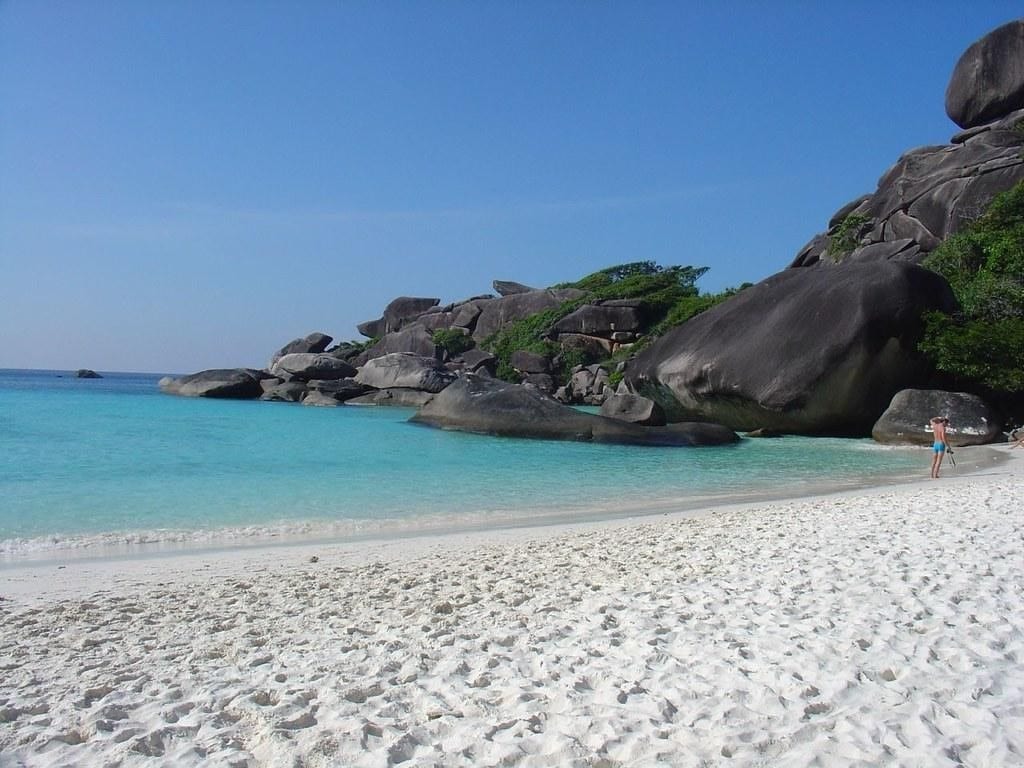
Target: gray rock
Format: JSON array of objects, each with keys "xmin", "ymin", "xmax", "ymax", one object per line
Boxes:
[
  {"xmin": 362, "ymin": 325, "xmax": 438, "ymax": 361},
  {"xmin": 159, "ymin": 369, "xmax": 265, "ymax": 399},
  {"xmin": 302, "ymin": 391, "xmax": 342, "ymax": 407},
  {"xmin": 74, "ymin": 369, "xmax": 102, "ymax": 379},
  {"xmin": 791, "ymin": 60, "xmax": 1024, "ymax": 272},
  {"xmin": 552, "ymin": 304, "xmax": 643, "ymax": 335},
  {"xmin": 872, "ymin": 389, "xmax": 1003, "ymax": 446},
  {"xmin": 259, "ymin": 380, "xmax": 308, "ymax": 402},
  {"xmin": 493, "ymin": 280, "xmax": 535, "ymax": 296},
  {"xmin": 357, "ymin": 317, "xmax": 387, "ymax": 339},
  {"xmin": 509, "ymin": 350, "xmax": 550, "ymax": 374},
  {"xmin": 600, "ymin": 394, "xmax": 666, "ymax": 426},
  {"xmin": 347, "ymin": 388, "xmax": 436, "ymax": 407},
  {"xmin": 271, "ymin": 353, "xmax": 358, "ymax": 381},
  {"xmin": 307, "ymin": 378, "xmax": 372, "ymax": 402},
  {"xmin": 522, "ymin": 373, "xmax": 556, "ymax": 393},
  {"xmin": 383, "ymin": 297, "xmax": 440, "ymax": 332},
  {"xmin": 357, "ymin": 296, "xmax": 441, "ymax": 339},
  {"xmin": 451, "ymin": 300, "xmax": 488, "ymax": 331},
  {"xmin": 459, "ymin": 348, "xmax": 497, "ymax": 374},
  {"xmin": 946, "ymin": 20, "xmax": 1024, "ymax": 129},
  {"xmin": 410, "ymin": 375, "xmax": 739, "ymax": 446},
  {"xmin": 627, "ymin": 262, "xmax": 958, "ymax": 435},
  {"xmin": 355, "ymin": 353, "xmax": 456, "ymax": 393},
  {"xmin": 472, "ymin": 288, "xmax": 586, "ymax": 341},
  {"xmin": 269, "ymin": 332, "xmax": 333, "ymax": 367}
]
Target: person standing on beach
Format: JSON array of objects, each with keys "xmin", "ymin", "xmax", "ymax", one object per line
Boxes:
[{"xmin": 930, "ymin": 416, "xmax": 951, "ymax": 478}]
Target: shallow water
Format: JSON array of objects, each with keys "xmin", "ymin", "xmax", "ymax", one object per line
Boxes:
[{"xmin": 0, "ymin": 369, "xmax": 925, "ymax": 561}]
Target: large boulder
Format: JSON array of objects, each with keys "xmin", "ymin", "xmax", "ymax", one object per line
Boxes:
[
  {"xmin": 410, "ymin": 375, "xmax": 739, "ymax": 446},
  {"xmin": 159, "ymin": 369, "xmax": 265, "ymax": 399},
  {"xmin": 75, "ymin": 369, "xmax": 102, "ymax": 379},
  {"xmin": 355, "ymin": 353, "xmax": 455, "ymax": 393},
  {"xmin": 551, "ymin": 302, "xmax": 643, "ymax": 335},
  {"xmin": 946, "ymin": 20, "xmax": 1024, "ymax": 130},
  {"xmin": 627, "ymin": 262, "xmax": 958, "ymax": 435},
  {"xmin": 357, "ymin": 297, "xmax": 440, "ymax": 339},
  {"xmin": 872, "ymin": 389, "xmax": 1003, "ymax": 445},
  {"xmin": 268, "ymin": 332, "xmax": 333, "ymax": 367},
  {"xmin": 271, "ymin": 353, "xmax": 358, "ymax": 381},
  {"xmin": 361, "ymin": 325, "xmax": 438, "ymax": 361}
]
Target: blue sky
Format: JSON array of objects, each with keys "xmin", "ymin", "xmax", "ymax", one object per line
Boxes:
[{"xmin": 1, "ymin": 2, "xmax": 1020, "ymax": 373}]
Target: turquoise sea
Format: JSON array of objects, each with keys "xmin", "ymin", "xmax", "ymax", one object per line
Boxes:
[{"xmin": 0, "ymin": 369, "xmax": 926, "ymax": 563}]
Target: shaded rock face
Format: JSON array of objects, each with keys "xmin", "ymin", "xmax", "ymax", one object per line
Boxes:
[
  {"xmin": 411, "ymin": 375, "xmax": 739, "ymax": 447},
  {"xmin": 354, "ymin": 353, "xmax": 455, "ymax": 393},
  {"xmin": 159, "ymin": 369, "xmax": 266, "ymax": 399},
  {"xmin": 346, "ymin": 388, "xmax": 436, "ymax": 407},
  {"xmin": 259, "ymin": 380, "xmax": 308, "ymax": 403},
  {"xmin": 872, "ymin": 389, "xmax": 1003, "ymax": 446},
  {"xmin": 791, "ymin": 20, "xmax": 1024, "ymax": 271},
  {"xmin": 627, "ymin": 262, "xmax": 958, "ymax": 435},
  {"xmin": 946, "ymin": 20, "xmax": 1024, "ymax": 130},
  {"xmin": 510, "ymin": 350, "xmax": 550, "ymax": 374},
  {"xmin": 75, "ymin": 369, "xmax": 102, "ymax": 379},
  {"xmin": 268, "ymin": 332, "xmax": 333, "ymax": 368},
  {"xmin": 600, "ymin": 393, "xmax": 666, "ymax": 426}
]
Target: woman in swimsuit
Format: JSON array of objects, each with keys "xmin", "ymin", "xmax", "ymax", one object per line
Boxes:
[{"xmin": 930, "ymin": 416, "xmax": 950, "ymax": 479}]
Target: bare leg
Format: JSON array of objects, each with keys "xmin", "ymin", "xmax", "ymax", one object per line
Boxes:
[{"xmin": 931, "ymin": 451, "xmax": 942, "ymax": 478}]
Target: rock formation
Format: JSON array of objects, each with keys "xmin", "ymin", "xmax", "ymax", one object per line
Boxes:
[
  {"xmin": 627, "ymin": 263, "xmax": 957, "ymax": 435},
  {"xmin": 74, "ymin": 369, "xmax": 102, "ymax": 379},
  {"xmin": 159, "ymin": 369, "xmax": 267, "ymax": 399},
  {"xmin": 791, "ymin": 21, "xmax": 1024, "ymax": 271},
  {"xmin": 268, "ymin": 332, "xmax": 333, "ymax": 368},
  {"xmin": 411, "ymin": 375, "xmax": 738, "ymax": 447}
]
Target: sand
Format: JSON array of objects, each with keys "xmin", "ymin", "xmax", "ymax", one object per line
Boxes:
[{"xmin": 1, "ymin": 446, "xmax": 1022, "ymax": 767}]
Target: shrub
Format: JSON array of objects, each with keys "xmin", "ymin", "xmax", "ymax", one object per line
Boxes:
[
  {"xmin": 431, "ymin": 328, "xmax": 474, "ymax": 357},
  {"xmin": 920, "ymin": 181, "xmax": 1024, "ymax": 394}
]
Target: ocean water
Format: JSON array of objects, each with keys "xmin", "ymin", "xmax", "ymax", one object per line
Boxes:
[{"xmin": 0, "ymin": 369, "xmax": 925, "ymax": 562}]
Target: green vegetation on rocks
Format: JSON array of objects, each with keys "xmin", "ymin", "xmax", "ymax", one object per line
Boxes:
[
  {"xmin": 919, "ymin": 181, "xmax": 1024, "ymax": 397},
  {"xmin": 482, "ymin": 261, "xmax": 743, "ymax": 384}
]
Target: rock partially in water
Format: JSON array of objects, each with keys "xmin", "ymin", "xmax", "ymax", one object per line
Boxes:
[
  {"xmin": 74, "ymin": 369, "xmax": 102, "ymax": 379},
  {"xmin": 159, "ymin": 369, "xmax": 266, "ymax": 399},
  {"xmin": 410, "ymin": 375, "xmax": 738, "ymax": 447},
  {"xmin": 872, "ymin": 389, "xmax": 1003, "ymax": 446}
]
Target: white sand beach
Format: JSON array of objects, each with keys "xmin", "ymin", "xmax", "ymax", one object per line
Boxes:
[{"xmin": 1, "ymin": 447, "xmax": 1022, "ymax": 767}]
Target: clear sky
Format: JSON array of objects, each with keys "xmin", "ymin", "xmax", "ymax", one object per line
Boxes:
[{"xmin": 1, "ymin": 2, "xmax": 1020, "ymax": 373}]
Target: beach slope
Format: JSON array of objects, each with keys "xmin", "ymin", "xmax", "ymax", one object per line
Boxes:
[{"xmin": 1, "ymin": 449, "xmax": 1022, "ymax": 766}]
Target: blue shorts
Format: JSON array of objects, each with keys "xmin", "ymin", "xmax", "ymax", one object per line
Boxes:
[{"xmin": 933, "ymin": 441, "xmax": 945, "ymax": 453}]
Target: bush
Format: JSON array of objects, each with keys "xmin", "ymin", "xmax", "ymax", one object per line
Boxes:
[
  {"xmin": 920, "ymin": 181, "xmax": 1024, "ymax": 394},
  {"xmin": 431, "ymin": 328, "xmax": 474, "ymax": 357}
]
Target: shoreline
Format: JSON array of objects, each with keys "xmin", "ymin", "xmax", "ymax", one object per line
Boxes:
[
  {"xmin": 1, "ymin": 446, "xmax": 1021, "ymax": 765},
  {"xmin": 0, "ymin": 442, "xmax": 1006, "ymax": 571}
]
